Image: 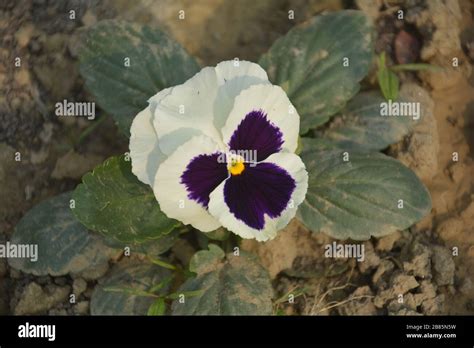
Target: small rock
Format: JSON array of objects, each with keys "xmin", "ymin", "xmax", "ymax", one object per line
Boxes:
[
  {"xmin": 460, "ymin": 199, "xmax": 474, "ymax": 221},
  {"xmin": 394, "ymin": 30, "xmax": 420, "ymax": 64},
  {"xmin": 406, "ymin": 0, "xmax": 462, "ymax": 61},
  {"xmin": 466, "ymin": 299, "xmax": 474, "ymax": 311},
  {"xmin": 403, "ymin": 293, "xmax": 418, "ymax": 310},
  {"xmin": 449, "ymin": 162, "xmax": 467, "ymax": 183},
  {"xmin": 403, "ymin": 242, "xmax": 432, "ymax": 279},
  {"xmin": 33, "ymin": 58, "xmax": 77, "ymax": 100},
  {"xmin": 431, "ymin": 246, "xmax": 455, "ymax": 286},
  {"xmin": 357, "ymin": 242, "xmax": 380, "ymax": 273},
  {"xmin": 338, "ymin": 286, "xmax": 377, "ymax": 315},
  {"xmin": 389, "ymin": 307, "xmax": 422, "ymax": 316},
  {"xmin": 83, "ymin": 288, "xmax": 94, "ymax": 299},
  {"xmin": 48, "ymin": 308, "xmax": 68, "ymax": 316},
  {"xmin": 391, "ymin": 273, "xmax": 420, "ymax": 295},
  {"xmin": 464, "ymin": 40, "xmax": 474, "ymax": 62},
  {"xmin": 372, "ymin": 259, "xmax": 395, "ymax": 287},
  {"xmin": 14, "ymin": 23, "xmax": 35, "ymax": 49},
  {"xmin": 30, "ymin": 147, "xmax": 49, "ymax": 165},
  {"xmin": 38, "ymin": 123, "xmax": 54, "ymax": 143},
  {"xmin": 54, "ymin": 277, "xmax": 68, "ymax": 286},
  {"xmin": 72, "ymin": 278, "xmax": 87, "ymax": 297},
  {"xmin": 437, "ymin": 218, "xmax": 465, "ymax": 242},
  {"xmin": 419, "ymin": 280, "xmax": 437, "ymax": 300},
  {"xmin": 421, "ymin": 294, "xmax": 445, "ymax": 314},
  {"xmin": 374, "ymin": 272, "xmax": 419, "ymax": 308},
  {"xmin": 387, "ymin": 293, "xmax": 418, "ymax": 313},
  {"xmin": 15, "ymin": 69, "xmax": 31, "ymax": 87},
  {"xmin": 35, "ymin": 275, "xmax": 51, "ymax": 285},
  {"xmin": 420, "ymin": 63, "xmax": 469, "ymax": 90},
  {"xmin": 74, "ymin": 301, "xmax": 89, "ymax": 315},
  {"xmin": 81, "ymin": 9, "xmax": 97, "ymax": 27},
  {"xmin": 73, "ymin": 261, "xmax": 109, "ymax": 281},
  {"xmin": 459, "ymin": 277, "xmax": 473, "ymax": 295},
  {"xmin": 14, "ymin": 283, "xmax": 70, "ymax": 315},
  {"xmin": 414, "ymin": 280, "xmax": 438, "ymax": 307},
  {"xmin": 468, "ymin": 246, "xmax": 474, "ymax": 258},
  {"xmin": 376, "ymin": 231, "xmax": 402, "ymax": 252},
  {"xmin": 51, "ymin": 150, "xmax": 104, "ymax": 180},
  {"xmin": 9, "ymin": 269, "xmax": 22, "ymax": 279},
  {"xmin": 355, "ymin": 0, "xmax": 382, "ymax": 20}
]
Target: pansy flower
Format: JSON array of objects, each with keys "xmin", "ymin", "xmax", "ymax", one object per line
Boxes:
[{"xmin": 129, "ymin": 60, "xmax": 308, "ymax": 241}]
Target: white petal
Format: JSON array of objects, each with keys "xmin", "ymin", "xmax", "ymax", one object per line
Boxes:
[
  {"xmin": 208, "ymin": 152, "xmax": 308, "ymax": 241},
  {"xmin": 129, "ymin": 106, "xmax": 165, "ymax": 186},
  {"xmin": 263, "ymin": 152, "xmax": 308, "ymax": 232},
  {"xmin": 208, "ymin": 180, "xmax": 261, "ymax": 239},
  {"xmin": 148, "ymin": 87, "xmax": 173, "ymax": 115},
  {"xmin": 153, "ymin": 135, "xmax": 223, "ymax": 232},
  {"xmin": 129, "ymin": 88, "xmax": 174, "ymax": 186},
  {"xmin": 221, "ymin": 84, "xmax": 300, "ymax": 153},
  {"xmin": 153, "ymin": 67, "xmax": 224, "ymax": 155},
  {"xmin": 215, "ymin": 60, "xmax": 268, "ymax": 83},
  {"xmin": 213, "ymin": 60, "xmax": 270, "ymax": 130},
  {"xmin": 154, "ymin": 61, "xmax": 270, "ymax": 155}
]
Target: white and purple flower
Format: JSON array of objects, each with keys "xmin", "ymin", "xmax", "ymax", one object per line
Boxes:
[{"xmin": 129, "ymin": 60, "xmax": 308, "ymax": 241}]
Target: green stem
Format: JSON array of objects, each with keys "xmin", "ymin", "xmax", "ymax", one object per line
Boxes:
[{"xmin": 75, "ymin": 114, "xmax": 107, "ymax": 146}]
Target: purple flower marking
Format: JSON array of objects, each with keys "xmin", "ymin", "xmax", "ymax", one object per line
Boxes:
[{"xmin": 180, "ymin": 110, "xmax": 295, "ymax": 230}]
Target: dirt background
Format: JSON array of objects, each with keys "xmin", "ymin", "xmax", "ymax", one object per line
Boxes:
[{"xmin": 0, "ymin": 0, "xmax": 473, "ymax": 315}]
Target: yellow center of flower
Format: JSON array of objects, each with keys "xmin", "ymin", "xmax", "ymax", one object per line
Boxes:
[{"xmin": 229, "ymin": 159, "xmax": 245, "ymax": 176}]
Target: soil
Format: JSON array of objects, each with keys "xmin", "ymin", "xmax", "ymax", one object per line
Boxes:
[{"xmin": 0, "ymin": 0, "xmax": 473, "ymax": 315}]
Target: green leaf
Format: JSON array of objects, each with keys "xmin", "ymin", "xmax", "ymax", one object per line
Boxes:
[
  {"xmin": 189, "ymin": 244, "xmax": 225, "ymax": 274},
  {"xmin": 72, "ymin": 155, "xmax": 179, "ymax": 244},
  {"xmin": 148, "ymin": 275, "xmax": 174, "ymax": 294},
  {"xmin": 196, "ymin": 228, "xmax": 230, "ymax": 251},
  {"xmin": 377, "ymin": 53, "xmax": 399, "ymax": 101},
  {"xmin": 390, "ymin": 63, "xmax": 442, "ymax": 72},
  {"xmin": 8, "ymin": 192, "xmax": 112, "ymax": 276},
  {"xmin": 300, "ymin": 137, "xmax": 344, "ymax": 152},
  {"xmin": 378, "ymin": 66, "xmax": 399, "ymax": 101},
  {"xmin": 149, "ymin": 257, "xmax": 177, "ymax": 271},
  {"xmin": 172, "ymin": 245, "xmax": 273, "ymax": 315},
  {"xmin": 297, "ymin": 151, "xmax": 431, "ymax": 240},
  {"xmin": 126, "ymin": 229, "xmax": 180, "ymax": 256},
  {"xmin": 320, "ymin": 92, "xmax": 415, "ymax": 151},
  {"xmin": 204, "ymin": 228, "xmax": 231, "ymax": 241},
  {"xmin": 147, "ymin": 298, "xmax": 166, "ymax": 316},
  {"xmin": 79, "ymin": 20, "xmax": 200, "ymax": 136},
  {"xmin": 259, "ymin": 10, "xmax": 374, "ymax": 133},
  {"xmin": 91, "ymin": 261, "xmax": 171, "ymax": 315},
  {"xmin": 103, "ymin": 227, "xmax": 181, "ymax": 258}
]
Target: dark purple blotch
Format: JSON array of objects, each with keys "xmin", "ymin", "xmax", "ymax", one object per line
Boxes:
[
  {"xmin": 180, "ymin": 152, "xmax": 228, "ymax": 207},
  {"xmin": 223, "ymin": 162, "xmax": 295, "ymax": 230}
]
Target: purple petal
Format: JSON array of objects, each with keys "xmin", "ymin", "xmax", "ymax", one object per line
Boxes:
[
  {"xmin": 181, "ymin": 153, "xmax": 228, "ymax": 207},
  {"xmin": 228, "ymin": 110, "xmax": 283, "ymax": 162},
  {"xmin": 224, "ymin": 162, "xmax": 296, "ymax": 230}
]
